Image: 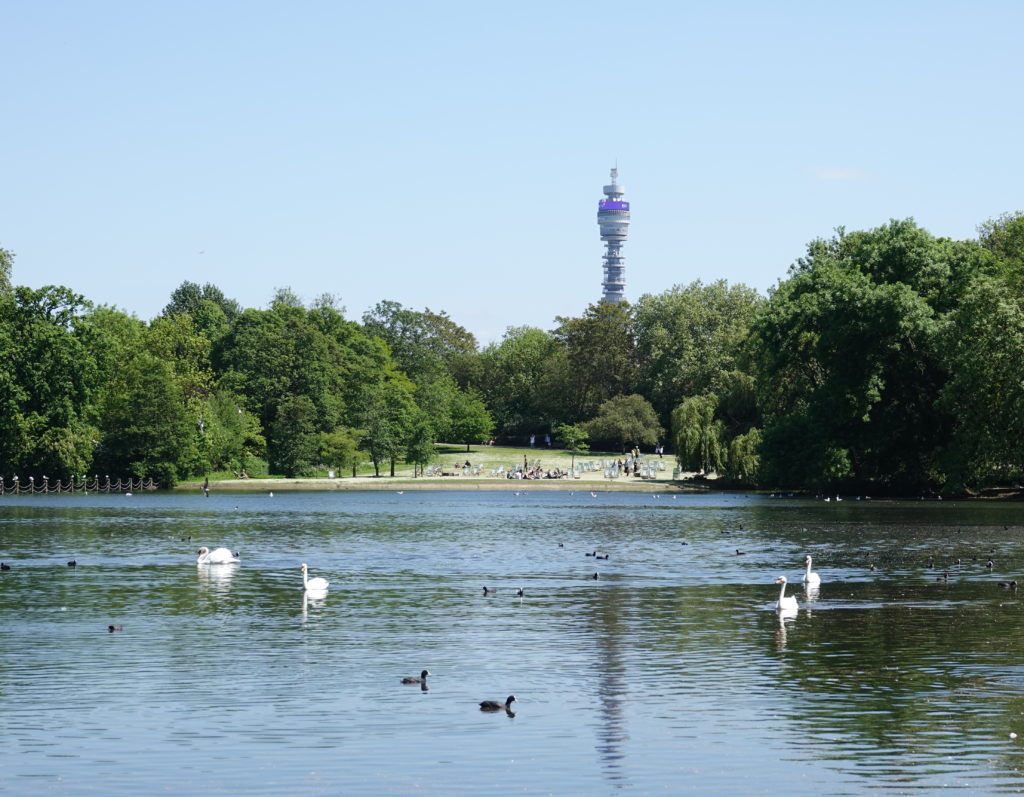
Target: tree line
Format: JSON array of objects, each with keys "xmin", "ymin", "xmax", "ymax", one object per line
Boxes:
[{"xmin": 2, "ymin": 210, "xmax": 1022, "ymax": 495}]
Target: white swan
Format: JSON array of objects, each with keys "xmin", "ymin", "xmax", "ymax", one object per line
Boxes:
[
  {"xmin": 803, "ymin": 555, "xmax": 821, "ymax": 585},
  {"xmin": 775, "ymin": 576, "xmax": 799, "ymax": 611},
  {"xmin": 196, "ymin": 546, "xmax": 239, "ymax": 565},
  {"xmin": 301, "ymin": 563, "xmax": 329, "ymax": 591}
]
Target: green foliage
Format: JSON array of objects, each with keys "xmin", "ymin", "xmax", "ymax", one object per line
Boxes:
[
  {"xmin": 268, "ymin": 394, "xmax": 319, "ymax": 477},
  {"xmin": 362, "ymin": 300, "xmax": 478, "ymax": 388},
  {"xmin": 446, "ymin": 389, "xmax": 493, "ymax": 451},
  {"xmin": 319, "ymin": 427, "xmax": 363, "ymax": 476},
  {"xmin": 633, "ymin": 280, "xmax": 762, "ymax": 427},
  {"xmin": 0, "ymin": 247, "xmax": 13, "ymax": 294},
  {"xmin": 750, "ymin": 220, "xmax": 966, "ymax": 493},
  {"xmin": 0, "ymin": 286, "xmax": 100, "ymax": 477},
  {"xmin": 671, "ymin": 394, "xmax": 724, "ymax": 474},
  {"xmin": 5, "ymin": 208, "xmax": 1024, "ymax": 497},
  {"xmin": 584, "ymin": 394, "xmax": 662, "ymax": 454},
  {"xmin": 78, "ymin": 306, "xmax": 147, "ymax": 398},
  {"xmin": 355, "ymin": 374, "xmax": 418, "ymax": 477},
  {"xmin": 271, "ymin": 286, "xmax": 305, "ymax": 309},
  {"xmin": 215, "ymin": 303, "xmax": 346, "ymax": 435},
  {"xmin": 475, "ymin": 326, "xmax": 564, "ymax": 439},
  {"xmin": 146, "ymin": 314, "xmax": 214, "ymax": 403},
  {"xmin": 555, "ymin": 423, "xmax": 590, "ymax": 469},
  {"xmin": 552, "ymin": 302, "xmax": 637, "ymax": 422},
  {"xmin": 162, "ymin": 281, "xmax": 240, "ymax": 344},
  {"xmin": 410, "ymin": 373, "xmax": 457, "ymax": 443},
  {"xmin": 93, "ymin": 351, "xmax": 195, "ymax": 485},
  {"xmin": 937, "ymin": 275, "xmax": 1024, "ymax": 491},
  {"xmin": 200, "ymin": 390, "xmax": 265, "ymax": 473},
  {"xmin": 979, "ymin": 211, "xmax": 1024, "ymax": 296},
  {"xmin": 404, "ymin": 415, "xmax": 437, "ymax": 476},
  {"xmin": 722, "ymin": 427, "xmax": 761, "ymax": 486}
]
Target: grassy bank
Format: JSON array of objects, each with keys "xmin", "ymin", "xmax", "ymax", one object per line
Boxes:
[{"xmin": 180, "ymin": 444, "xmax": 701, "ymax": 493}]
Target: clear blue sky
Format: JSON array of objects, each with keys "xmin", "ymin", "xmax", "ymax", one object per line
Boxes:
[{"xmin": 3, "ymin": 1, "xmax": 1022, "ymax": 344}]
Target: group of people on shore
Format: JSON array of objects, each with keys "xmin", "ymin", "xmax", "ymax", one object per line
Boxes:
[{"xmin": 506, "ymin": 465, "xmax": 570, "ymax": 480}]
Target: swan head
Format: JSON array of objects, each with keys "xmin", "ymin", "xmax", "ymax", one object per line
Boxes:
[
  {"xmin": 196, "ymin": 547, "xmax": 210, "ymax": 558},
  {"xmin": 775, "ymin": 576, "xmax": 788, "ymax": 585},
  {"xmin": 300, "ymin": 563, "xmax": 309, "ymax": 572},
  {"xmin": 804, "ymin": 555, "xmax": 813, "ymax": 565}
]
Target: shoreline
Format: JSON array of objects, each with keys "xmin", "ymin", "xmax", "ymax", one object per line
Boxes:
[
  {"xmin": 177, "ymin": 476, "xmax": 706, "ymax": 494},
  {"xmin": 173, "ymin": 477, "xmax": 1024, "ymax": 500}
]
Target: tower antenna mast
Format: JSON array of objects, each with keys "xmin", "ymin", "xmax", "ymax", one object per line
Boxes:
[{"xmin": 596, "ymin": 167, "xmax": 630, "ymax": 303}]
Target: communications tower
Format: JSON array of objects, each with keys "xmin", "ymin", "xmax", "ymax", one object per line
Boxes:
[{"xmin": 597, "ymin": 167, "xmax": 630, "ymax": 303}]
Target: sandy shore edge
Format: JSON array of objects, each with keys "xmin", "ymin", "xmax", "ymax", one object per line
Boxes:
[{"xmin": 177, "ymin": 475, "xmax": 707, "ymax": 493}]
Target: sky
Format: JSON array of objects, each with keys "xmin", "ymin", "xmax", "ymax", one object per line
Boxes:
[{"xmin": 3, "ymin": 1, "xmax": 1022, "ymax": 345}]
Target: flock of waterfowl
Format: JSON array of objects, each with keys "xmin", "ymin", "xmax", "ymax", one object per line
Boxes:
[
  {"xmin": 394, "ymin": 666, "xmax": 513, "ymax": 713},
  {"xmin": 191, "ymin": 546, "xmax": 514, "ymax": 714},
  {"xmin": 7, "ymin": 517, "xmax": 1018, "ymax": 714},
  {"xmin": 773, "ymin": 550, "xmax": 1021, "ymax": 613},
  {"xmin": 2, "ymin": 543, "xmax": 512, "ymax": 712}
]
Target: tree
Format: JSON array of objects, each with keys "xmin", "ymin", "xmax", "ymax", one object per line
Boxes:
[
  {"xmin": 93, "ymin": 352, "xmax": 194, "ymax": 485},
  {"xmin": 268, "ymin": 394, "xmax": 319, "ymax": 477},
  {"xmin": 362, "ymin": 300, "xmax": 478, "ymax": 387},
  {"xmin": 446, "ymin": 389, "xmax": 493, "ymax": 451},
  {"xmin": 749, "ymin": 220, "xmax": 983, "ymax": 493},
  {"xmin": 552, "ymin": 303, "xmax": 637, "ymax": 422},
  {"xmin": 476, "ymin": 326, "xmax": 564, "ymax": 439},
  {"xmin": 306, "ymin": 299, "xmax": 396, "ymax": 417},
  {"xmin": 633, "ymin": 280, "xmax": 762, "ymax": 427},
  {"xmin": 200, "ymin": 390, "xmax": 264, "ymax": 473},
  {"xmin": 556, "ymin": 423, "xmax": 590, "ymax": 470},
  {"xmin": 979, "ymin": 211, "xmax": 1024, "ymax": 297},
  {"xmin": 0, "ymin": 285, "xmax": 101, "ymax": 478},
  {"xmin": 215, "ymin": 303, "xmax": 346, "ymax": 438},
  {"xmin": 146, "ymin": 313, "xmax": 214, "ymax": 403},
  {"xmin": 938, "ymin": 275, "xmax": 1024, "ymax": 491},
  {"xmin": 722, "ymin": 427, "xmax": 761, "ymax": 486},
  {"xmin": 404, "ymin": 414, "xmax": 437, "ymax": 477},
  {"xmin": 355, "ymin": 375, "xmax": 418, "ymax": 477},
  {"xmin": 671, "ymin": 394, "xmax": 724, "ymax": 474},
  {"xmin": 162, "ymin": 281, "xmax": 240, "ymax": 344},
  {"xmin": 0, "ymin": 246, "xmax": 13, "ymax": 294},
  {"xmin": 584, "ymin": 394, "xmax": 662, "ymax": 454},
  {"xmin": 411, "ymin": 373, "xmax": 458, "ymax": 445},
  {"xmin": 320, "ymin": 427, "xmax": 363, "ymax": 478}
]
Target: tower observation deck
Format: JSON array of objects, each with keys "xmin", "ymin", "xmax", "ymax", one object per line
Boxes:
[{"xmin": 597, "ymin": 167, "xmax": 630, "ymax": 303}]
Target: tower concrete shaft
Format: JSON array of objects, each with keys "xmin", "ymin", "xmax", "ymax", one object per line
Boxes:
[{"xmin": 597, "ymin": 167, "xmax": 630, "ymax": 303}]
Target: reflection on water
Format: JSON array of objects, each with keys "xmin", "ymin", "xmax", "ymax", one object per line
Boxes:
[
  {"xmin": 196, "ymin": 562, "xmax": 237, "ymax": 593},
  {"xmin": 775, "ymin": 606, "xmax": 798, "ymax": 650},
  {"xmin": 3, "ymin": 491, "xmax": 1024, "ymax": 793},
  {"xmin": 301, "ymin": 588, "xmax": 328, "ymax": 620}
]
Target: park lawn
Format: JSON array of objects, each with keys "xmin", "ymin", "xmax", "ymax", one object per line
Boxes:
[{"xmin": 198, "ymin": 440, "xmax": 671, "ymax": 483}]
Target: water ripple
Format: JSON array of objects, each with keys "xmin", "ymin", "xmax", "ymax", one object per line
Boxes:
[{"xmin": 5, "ymin": 492, "xmax": 1024, "ymax": 793}]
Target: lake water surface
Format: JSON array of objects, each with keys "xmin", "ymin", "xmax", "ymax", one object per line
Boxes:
[{"xmin": 2, "ymin": 490, "xmax": 1024, "ymax": 794}]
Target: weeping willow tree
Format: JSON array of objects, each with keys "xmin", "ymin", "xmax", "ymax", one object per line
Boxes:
[
  {"xmin": 722, "ymin": 427, "xmax": 762, "ymax": 486},
  {"xmin": 672, "ymin": 394, "xmax": 725, "ymax": 474}
]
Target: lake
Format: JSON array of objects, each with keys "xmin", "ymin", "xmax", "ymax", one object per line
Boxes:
[{"xmin": 2, "ymin": 489, "xmax": 1024, "ymax": 794}]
